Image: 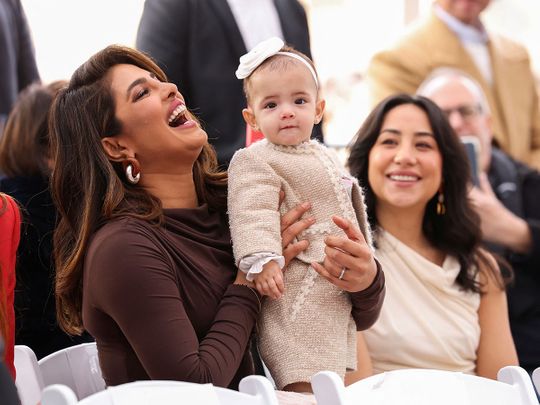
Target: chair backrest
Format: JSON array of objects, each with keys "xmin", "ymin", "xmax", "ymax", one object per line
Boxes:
[
  {"xmin": 312, "ymin": 367, "xmax": 539, "ymax": 405},
  {"xmin": 497, "ymin": 366, "xmax": 539, "ymax": 404},
  {"xmin": 532, "ymin": 368, "xmax": 540, "ymax": 395},
  {"xmin": 238, "ymin": 375, "xmax": 279, "ymax": 405},
  {"xmin": 14, "ymin": 345, "xmax": 44, "ymax": 405},
  {"xmin": 41, "ymin": 376, "xmax": 279, "ymax": 405},
  {"xmin": 38, "ymin": 342, "xmax": 106, "ymax": 399}
]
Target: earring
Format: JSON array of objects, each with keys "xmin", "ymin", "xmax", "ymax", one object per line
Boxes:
[
  {"xmin": 437, "ymin": 192, "xmax": 446, "ymax": 215},
  {"xmin": 123, "ymin": 159, "xmax": 141, "ymax": 184}
]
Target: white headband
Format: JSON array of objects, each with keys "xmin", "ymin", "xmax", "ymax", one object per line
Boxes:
[{"xmin": 235, "ymin": 37, "xmax": 319, "ymax": 88}]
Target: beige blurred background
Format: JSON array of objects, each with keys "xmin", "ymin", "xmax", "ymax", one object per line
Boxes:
[{"xmin": 22, "ymin": 0, "xmax": 540, "ymax": 147}]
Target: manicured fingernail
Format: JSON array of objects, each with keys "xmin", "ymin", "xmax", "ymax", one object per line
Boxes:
[{"xmin": 302, "ymin": 202, "xmax": 311, "ymax": 209}]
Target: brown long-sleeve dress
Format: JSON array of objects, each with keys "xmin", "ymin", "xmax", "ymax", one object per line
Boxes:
[{"xmin": 82, "ymin": 204, "xmax": 261, "ymax": 389}]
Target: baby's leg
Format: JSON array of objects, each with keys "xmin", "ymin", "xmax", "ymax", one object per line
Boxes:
[{"xmin": 258, "ymin": 260, "xmax": 353, "ymax": 390}]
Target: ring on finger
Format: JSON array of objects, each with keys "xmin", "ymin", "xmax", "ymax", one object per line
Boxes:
[{"xmin": 338, "ymin": 267, "xmax": 347, "ymax": 280}]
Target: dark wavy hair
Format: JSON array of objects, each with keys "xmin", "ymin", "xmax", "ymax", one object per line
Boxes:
[
  {"xmin": 347, "ymin": 94, "xmax": 501, "ymax": 293},
  {"xmin": 50, "ymin": 45, "xmax": 227, "ymax": 334}
]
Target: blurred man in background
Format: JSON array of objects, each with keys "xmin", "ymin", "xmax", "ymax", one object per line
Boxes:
[{"xmin": 368, "ymin": 0, "xmax": 540, "ymax": 170}]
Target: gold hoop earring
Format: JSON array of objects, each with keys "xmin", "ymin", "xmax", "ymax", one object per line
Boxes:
[{"xmin": 437, "ymin": 192, "xmax": 446, "ymax": 215}]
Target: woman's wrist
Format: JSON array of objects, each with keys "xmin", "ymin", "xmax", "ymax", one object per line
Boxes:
[
  {"xmin": 229, "ymin": 283, "xmax": 262, "ymax": 311},
  {"xmin": 501, "ymin": 217, "xmax": 532, "ymax": 254},
  {"xmin": 349, "ymin": 261, "xmax": 385, "ymax": 330},
  {"xmin": 234, "ymin": 273, "xmax": 256, "ymax": 288},
  {"xmin": 350, "ymin": 259, "xmax": 384, "ymax": 296}
]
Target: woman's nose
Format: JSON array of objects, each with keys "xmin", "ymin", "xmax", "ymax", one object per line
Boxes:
[
  {"xmin": 393, "ymin": 144, "xmax": 416, "ymax": 164},
  {"xmin": 163, "ymin": 81, "xmax": 179, "ymax": 99}
]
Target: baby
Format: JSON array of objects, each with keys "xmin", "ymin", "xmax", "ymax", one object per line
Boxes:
[{"xmin": 228, "ymin": 37, "xmax": 373, "ymax": 392}]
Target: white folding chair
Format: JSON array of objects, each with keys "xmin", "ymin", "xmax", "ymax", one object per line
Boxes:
[
  {"xmin": 239, "ymin": 375, "xmax": 279, "ymax": 404},
  {"xmin": 38, "ymin": 342, "xmax": 105, "ymax": 399},
  {"xmin": 41, "ymin": 376, "xmax": 278, "ymax": 405},
  {"xmin": 14, "ymin": 345, "xmax": 44, "ymax": 405},
  {"xmin": 498, "ymin": 366, "xmax": 540, "ymax": 404},
  {"xmin": 311, "ymin": 366, "xmax": 539, "ymax": 405},
  {"xmin": 530, "ymin": 367, "xmax": 540, "ymax": 395}
]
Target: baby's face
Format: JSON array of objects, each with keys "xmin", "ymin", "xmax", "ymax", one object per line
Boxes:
[{"xmin": 244, "ymin": 63, "xmax": 324, "ymax": 146}]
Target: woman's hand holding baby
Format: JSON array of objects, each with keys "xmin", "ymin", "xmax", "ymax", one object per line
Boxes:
[
  {"xmin": 312, "ymin": 215, "xmax": 378, "ymax": 293},
  {"xmin": 280, "ymin": 200, "xmax": 314, "ymax": 266}
]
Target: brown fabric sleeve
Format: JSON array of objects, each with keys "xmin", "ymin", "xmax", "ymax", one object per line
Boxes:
[
  {"xmin": 349, "ymin": 259, "xmax": 386, "ymax": 331},
  {"xmin": 87, "ymin": 225, "xmax": 260, "ymax": 387}
]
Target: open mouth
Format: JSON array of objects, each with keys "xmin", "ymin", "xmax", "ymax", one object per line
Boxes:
[{"xmin": 168, "ymin": 104, "xmax": 189, "ymax": 127}]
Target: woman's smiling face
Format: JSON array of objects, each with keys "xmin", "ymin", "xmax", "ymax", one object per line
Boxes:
[
  {"xmin": 105, "ymin": 63, "xmax": 207, "ymax": 173},
  {"xmin": 368, "ymin": 103, "xmax": 443, "ymax": 214}
]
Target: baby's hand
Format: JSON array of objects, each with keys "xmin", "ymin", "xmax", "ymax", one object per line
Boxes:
[{"xmin": 254, "ymin": 260, "xmax": 284, "ymax": 299}]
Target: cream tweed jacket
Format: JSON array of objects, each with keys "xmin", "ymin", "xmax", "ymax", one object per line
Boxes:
[
  {"xmin": 228, "ymin": 139, "xmax": 373, "ymax": 388},
  {"xmin": 228, "ymin": 139, "xmax": 372, "ymax": 266}
]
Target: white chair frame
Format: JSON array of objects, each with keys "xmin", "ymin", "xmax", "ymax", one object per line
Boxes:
[
  {"xmin": 41, "ymin": 375, "xmax": 279, "ymax": 405},
  {"xmin": 312, "ymin": 366, "xmax": 539, "ymax": 405},
  {"xmin": 38, "ymin": 342, "xmax": 105, "ymax": 400},
  {"xmin": 14, "ymin": 345, "xmax": 44, "ymax": 405}
]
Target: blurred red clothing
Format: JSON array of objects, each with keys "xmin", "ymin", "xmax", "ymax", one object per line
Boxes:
[
  {"xmin": 246, "ymin": 124, "xmax": 265, "ymax": 147},
  {"xmin": 0, "ymin": 195, "xmax": 21, "ymax": 379}
]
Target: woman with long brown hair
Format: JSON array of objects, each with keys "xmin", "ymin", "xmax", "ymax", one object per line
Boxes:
[
  {"xmin": 0, "ymin": 192, "xmax": 21, "ymax": 378},
  {"xmin": 347, "ymin": 94, "xmax": 517, "ymax": 379},
  {"xmin": 49, "ymin": 45, "xmax": 385, "ymax": 391}
]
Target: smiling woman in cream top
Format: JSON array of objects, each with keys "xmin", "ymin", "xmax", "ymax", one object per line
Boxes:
[{"xmin": 347, "ymin": 94, "xmax": 518, "ymax": 380}]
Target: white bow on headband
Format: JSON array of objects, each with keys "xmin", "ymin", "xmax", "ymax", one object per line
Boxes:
[{"xmin": 235, "ymin": 37, "xmax": 319, "ymax": 88}]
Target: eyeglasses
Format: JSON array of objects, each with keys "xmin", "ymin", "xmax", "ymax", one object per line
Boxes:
[{"xmin": 441, "ymin": 104, "xmax": 482, "ymax": 122}]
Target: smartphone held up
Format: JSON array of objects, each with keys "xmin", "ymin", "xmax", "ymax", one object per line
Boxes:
[{"xmin": 460, "ymin": 136, "xmax": 481, "ymax": 187}]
